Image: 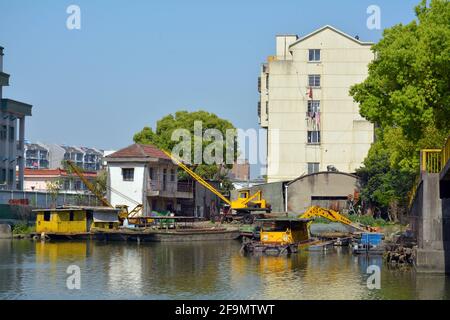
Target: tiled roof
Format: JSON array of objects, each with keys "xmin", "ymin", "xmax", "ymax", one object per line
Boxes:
[
  {"xmin": 22, "ymin": 168, "xmax": 97, "ymax": 178},
  {"xmin": 106, "ymin": 143, "xmax": 170, "ymax": 160}
]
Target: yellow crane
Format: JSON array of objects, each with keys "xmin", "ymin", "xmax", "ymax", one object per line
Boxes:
[
  {"xmin": 161, "ymin": 150, "xmax": 270, "ymax": 224},
  {"xmin": 65, "ymin": 160, "xmax": 143, "ymax": 220},
  {"xmin": 298, "ymin": 206, "xmax": 376, "ymax": 233}
]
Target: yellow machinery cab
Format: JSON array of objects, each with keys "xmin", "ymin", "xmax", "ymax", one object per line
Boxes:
[
  {"xmin": 34, "ymin": 206, "xmax": 120, "ymax": 235},
  {"xmin": 258, "ymin": 218, "xmax": 311, "ymax": 245}
]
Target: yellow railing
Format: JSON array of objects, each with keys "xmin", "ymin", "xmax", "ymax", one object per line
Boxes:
[
  {"xmin": 421, "ymin": 149, "xmax": 442, "ymax": 173},
  {"xmin": 442, "ymin": 136, "xmax": 450, "ymax": 171},
  {"xmin": 409, "ymin": 135, "xmax": 450, "ymax": 209}
]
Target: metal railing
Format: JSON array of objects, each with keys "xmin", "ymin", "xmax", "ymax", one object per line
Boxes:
[
  {"xmin": 442, "ymin": 136, "xmax": 450, "ymax": 172},
  {"xmin": 409, "ymin": 135, "xmax": 450, "ymax": 209},
  {"xmin": 421, "ymin": 149, "xmax": 442, "ymax": 173}
]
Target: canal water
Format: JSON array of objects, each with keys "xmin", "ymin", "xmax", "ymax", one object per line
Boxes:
[{"xmin": 1, "ymin": 239, "xmax": 450, "ymax": 300}]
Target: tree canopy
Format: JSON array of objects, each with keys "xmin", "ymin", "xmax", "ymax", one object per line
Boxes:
[
  {"xmin": 134, "ymin": 110, "xmax": 238, "ymax": 181},
  {"xmin": 352, "ymin": 0, "xmax": 450, "ymax": 219},
  {"xmin": 350, "ymin": 0, "xmax": 450, "ymax": 142}
]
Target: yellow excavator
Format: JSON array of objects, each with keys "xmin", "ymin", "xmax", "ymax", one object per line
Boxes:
[
  {"xmin": 65, "ymin": 160, "xmax": 143, "ymax": 221},
  {"xmin": 162, "ymin": 150, "xmax": 271, "ymax": 224},
  {"xmin": 298, "ymin": 206, "xmax": 376, "ymax": 233}
]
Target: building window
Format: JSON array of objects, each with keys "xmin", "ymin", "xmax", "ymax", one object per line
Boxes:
[
  {"xmin": 74, "ymin": 180, "xmax": 82, "ymax": 190},
  {"xmin": 64, "ymin": 180, "xmax": 71, "ymax": 190},
  {"xmin": 308, "ymin": 74, "xmax": 321, "ymax": 87},
  {"xmin": 9, "ymin": 126, "xmax": 15, "ymax": 142},
  {"xmin": 122, "ymin": 168, "xmax": 134, "ymax": 181},
  {"xmin": 0, "ymin": 125, "xmax": 6, "ymax": 140},
  {"xmin": 309, "ymin": 49, "xmax": 321, "ymax": 62},
  {"xmin": 0, "ymin": 169, "xmax": 6, "ymax": 184},
  {"xmin": 170, "ymin": 169, "xmax": 176, "ymax": 182},
  {"xmin": 8, "ymin": 169, "xmax": 14, "ymax": 183},
  {"xmin": 307, "ymin": 100, "xmax": 320, "ymax": 113},
  {"xmin": 307, "ymin": 131, "xmax": 321, "ymax": 144},
  {"xmin": 308, "ymin": 163, "xmax": 320, "ymax": 174}
]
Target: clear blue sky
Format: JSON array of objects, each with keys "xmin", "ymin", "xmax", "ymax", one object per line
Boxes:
[{"xmin": 1, "ymin": 0, "xmax": 418, "ymax": 153}]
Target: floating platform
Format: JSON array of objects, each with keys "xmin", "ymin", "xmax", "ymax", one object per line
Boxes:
[{"xmin": 32, "ymin": 228, "xmax": 241, "ymax": 242}]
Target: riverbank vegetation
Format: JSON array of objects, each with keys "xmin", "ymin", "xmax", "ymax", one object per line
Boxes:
[{"xmin": 350, "ymin": 0, "xmax": 450, "ymax": 221}]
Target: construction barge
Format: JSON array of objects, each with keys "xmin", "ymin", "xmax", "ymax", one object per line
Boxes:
[{"xmin": 31, "ymin": 207, "xmax": 240, "ymax": 242}]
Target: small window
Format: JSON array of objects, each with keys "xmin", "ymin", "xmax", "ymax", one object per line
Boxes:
[
  {"xmin": 8, "ymin": 169, "xmax": 14, "ymax": 183},
  {"xmin": 309, "ymin": 49, "xmax": 321, "ymax": 62},
  {"xmin": 308, "ymin": 75, "xmax": 321, "ymax": 87},
  {"xmin": 0, "ymin": 169, "xmax": 6, "ymax": 184},
  {"xmin": 170, "ymin": 169, "xmax": 176, "ymax": 182},
  {"xmin": 44, "ymin": 212, "xmax": 51, "ymax": 221},
  {"xmin": 149, "ymin": 167, "xmax": 155, "ymax": 180},
  {"xmin": 122, "ymin": 168, "xmax": 134, "ymax": 181},
  {"xmin": 308, "ymin": 163, "xmax": 320, "ymax": 174},
  {"xmin": 239, "ymin": 192, "xmax": 248, "ymax": 199},
  {"xmin": 9, "ymin": 126, "xmax": 15, "ymax": 142},
  {"xmin": 69, "ymin": 211, "xmax": 74, "ymax": 221},
  {"xmin": 0, "ymin": 125, "xmax": 6, "ymax": 140},
  {"xmin": 307, "ymin": 131, "xmax": 321, "ymax": 144},
  {"xmin": 307, "ymin": 100, "xmax": 320, "ymax": 113}
]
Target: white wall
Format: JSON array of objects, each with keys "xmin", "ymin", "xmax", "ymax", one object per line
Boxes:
[{"xmin": 108, "ymin": 162, "xmax": 145, "ymax": 209}]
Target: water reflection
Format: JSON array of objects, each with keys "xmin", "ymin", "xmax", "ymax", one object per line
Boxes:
[{"xmin": 0, "ymin": 239, "xmax": 450, "ymax": 300}]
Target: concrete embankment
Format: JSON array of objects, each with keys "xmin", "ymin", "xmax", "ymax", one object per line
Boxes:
[{"xmin": 0, "ymin": 224, "xmax": 12, "ymax": 239}]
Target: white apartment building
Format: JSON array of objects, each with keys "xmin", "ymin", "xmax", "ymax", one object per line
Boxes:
[{"xmin": 258, "ymin": 26, "xmax": 375, "ymax": 183}]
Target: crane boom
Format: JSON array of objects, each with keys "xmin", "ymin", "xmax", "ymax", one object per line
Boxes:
[
  {"xmin": 65, "ymin": 160, "xmax": 112, "ymax": 208},
  {"xmin": 161, "ymin": 150, "xmax": 232, "ymax": 206},
  {"xmin": 299, "ymin": 206, "xmax": 369, "ymax": 232}
]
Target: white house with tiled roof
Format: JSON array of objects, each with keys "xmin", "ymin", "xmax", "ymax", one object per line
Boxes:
[{"xmin": 105, "ymin": 143, "xmax": 193, "ymax": 215}]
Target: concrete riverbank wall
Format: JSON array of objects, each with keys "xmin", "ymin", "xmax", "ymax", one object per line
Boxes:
[{"xmin": 410, "ymin": 173, "xmax": 450, "ymax": 273}]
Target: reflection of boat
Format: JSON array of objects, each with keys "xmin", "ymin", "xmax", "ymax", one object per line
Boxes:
[
  {"xmin": 307, "ymin": 241, "xmax": 334, "ymax": 252},
  {"xmin": 352, "ymin": 243, "xmax": 385, "ymax": 255}
]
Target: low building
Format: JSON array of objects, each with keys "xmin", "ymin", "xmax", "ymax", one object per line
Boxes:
[
  {"xmin": 22, "ymin": 168, "xmax": 97, "ymax": 193},
  {"xmin": 231, "ymin": 171, "xmax": 360, "ymax": 214},
  {"xmin": 105, "ymin": 143, "xmax": 193, "ymax": 215},
  {"xmin": 286, "ymin": 172, "xmax": 360, "ymax": 213},
  {"xmin": 0, "ymin": 46, "xmax": 33, "ymax": 190}
]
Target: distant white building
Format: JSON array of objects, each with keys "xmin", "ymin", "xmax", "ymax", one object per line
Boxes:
[
  {"xmin": 24, "ymin": 142, "xmax": 104, "ymax": 171},
  {"xmin": 258, "ymin": 26, "xmax": 375, "ymax": 182}
]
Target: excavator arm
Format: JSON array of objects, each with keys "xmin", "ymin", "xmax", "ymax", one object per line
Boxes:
[
  {"xmin": 65, "ymin": 160, "xmax": 112, "ymax": 208},
  {"xmin": 299, "ymin": 206, "xmax": 370, "ymax": 232},
  {"xmin": 162, "ymin": 150, "xmax": 233, "ymax": 206}
]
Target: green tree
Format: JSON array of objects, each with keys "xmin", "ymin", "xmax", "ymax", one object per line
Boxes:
[
  {"xmin": 134, "ymin": 110, "xmax": 238, "ymax": 182},
  {"xmin": 351, "ymin": 0, "xmax": 450, "ymax": 219},
  {"xmin": 350, "ymin": 0, "xmax": 450, "ymax": 142}
]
